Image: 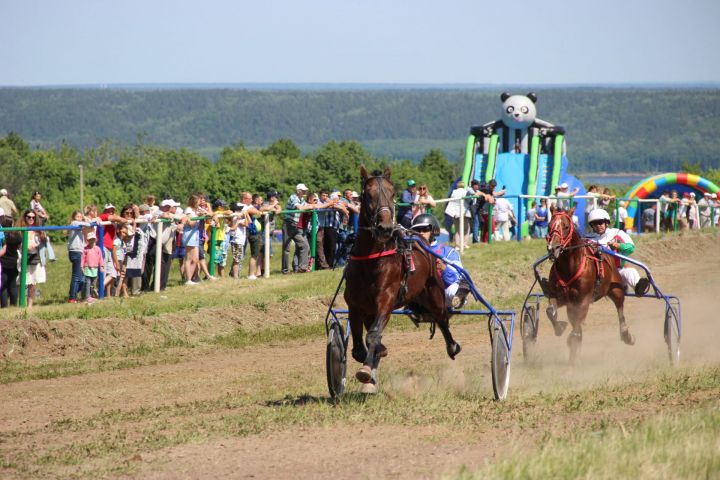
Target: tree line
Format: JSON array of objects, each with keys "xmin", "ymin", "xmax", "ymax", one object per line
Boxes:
[
  {"xmin": 1, "ymin": 87, "xmax": 719, "ymax": 172},
  {"xmin": 0, "ymin": 133, "xmax": 457, "ymax": 230}
]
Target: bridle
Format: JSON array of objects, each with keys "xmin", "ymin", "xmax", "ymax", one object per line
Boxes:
[
  {"xmin": 546, "ymin": 211, "xmax": 577, "ymax": 258},
  {"xmin": 358, "ymin": 173, "xmax": 396, "ymax": 240}
]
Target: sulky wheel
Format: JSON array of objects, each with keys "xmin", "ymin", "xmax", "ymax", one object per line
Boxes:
[
  {"xmin": 490, "ymin": 322, "xmax": 511, "ymax": 401},
  {"xmin": 326, "ymin": 322, "xmax": 348, "ymax": 399},
  {"xmin": 521, "ymin": 305, "xmax": 538, "ymax": 361},
  {"xmin": 664, "ymin": 305, "xmax": 681, "ymax": 367}
]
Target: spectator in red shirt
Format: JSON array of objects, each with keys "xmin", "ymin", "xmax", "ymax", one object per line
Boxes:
[{"xmin": 98, "ymin": 203, "xmax": 128, "ymax": 294}]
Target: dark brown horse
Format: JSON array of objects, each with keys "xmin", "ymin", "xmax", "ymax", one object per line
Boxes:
[
  {"xmin": 344, "ymin": 166, "xmax": 461, "ymax": 393},
  {"xmin": 544, "ymin": 207, "xmax": 634, "ymax": 363}
]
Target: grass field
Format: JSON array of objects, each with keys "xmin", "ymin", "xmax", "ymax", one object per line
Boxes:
[{"xmin": 0, "ymin": 230, "xmax": 718, "ymax": 478}]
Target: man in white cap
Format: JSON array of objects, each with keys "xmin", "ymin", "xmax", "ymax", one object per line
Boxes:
[
  {"xmin": 555, "ymin": 182, "xmax": 579, "ymax": 211},
  {"xmin": 281, "ymin": 183, "xmax": 317, "ymax": 274},
  {"xmin": 0, "ymin": 188, "xmax": 19, "ymax": 220}
]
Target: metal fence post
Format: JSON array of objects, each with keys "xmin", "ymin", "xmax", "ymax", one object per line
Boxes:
[
  {"xmin": 19, "ymin": 230, "xmax": 28, "ymax": 308},
  {"xmin": 487, "ymin": 204, "xmax": 494, "ymax": 244},
  {"xmin": 154, "ymin": 221, "xmax": 163, "ymax": 293},
  {"xmin": 98, "ymin": 224, "xmax": 105, "ymax": 299},
  {"xmin": 311, "ymin": 211, "xmax": 318, "ymax": 272},
  {"xmin": 208, "ymin": 223, "xmax": 217, "ymax": 277},
  {"xmin": 459, "ymin": 197, "xmax": 465, "ymax": 253},
  {"xmin": 263, "ymin": 213, "xmax": 271, "ymax": 278},
  {"xmin": 516, "ymin": 195, "xmax": 522, "ymax": 242}
]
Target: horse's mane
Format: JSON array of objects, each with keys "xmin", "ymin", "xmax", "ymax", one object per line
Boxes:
[{"xmin": 371, "ymin": 169, "xmax": 383, "ymax": 177}]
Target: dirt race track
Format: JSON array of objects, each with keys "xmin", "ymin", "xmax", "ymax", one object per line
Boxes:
[{"xmin": 1, "ymin": 234, "xmax": 719, "ymax": 479}]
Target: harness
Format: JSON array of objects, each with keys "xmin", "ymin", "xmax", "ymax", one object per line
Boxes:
[
  {"xmin": 547, "ymin": 212, "xmax": 605, "ymax": 296},
  {"xmin": 350, "ymin": 248, "xmax": 397, "ymax": 261}
]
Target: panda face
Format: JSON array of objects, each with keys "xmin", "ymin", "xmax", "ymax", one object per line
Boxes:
[{"xmin": 501, "ymin": 94, "xmax": 537, "ymax": 129}]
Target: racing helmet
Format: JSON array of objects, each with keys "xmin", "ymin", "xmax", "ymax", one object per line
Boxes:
[
  {"xmin": 587, "ymin": 208, "xmax": 611, "ymax": 225},
  {"xmin": 411, "ymin": 213, "xmax": 441, "ymax": 238}
]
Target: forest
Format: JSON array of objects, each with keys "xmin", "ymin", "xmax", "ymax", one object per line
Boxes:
[
  {"xmin": 1, "ymin": 87, "xmax": 719, "ymax": 172},
  {"xmin": 0, "ymin": 133, "xmax": 458, "ymax": 228}
]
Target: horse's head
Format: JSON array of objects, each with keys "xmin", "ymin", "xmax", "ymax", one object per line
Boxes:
[
  {"xmin": 359, "ymin": 165, "xmax": 396, "ymax": 243},
  {"xmin": 546, "ymin": 206, "xmax": 576, "ymax": 259}
]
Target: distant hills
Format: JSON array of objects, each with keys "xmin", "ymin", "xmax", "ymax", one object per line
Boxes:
[{"xmin": 1, "ymin": 86, "xmax": 718, "ymax": 172}]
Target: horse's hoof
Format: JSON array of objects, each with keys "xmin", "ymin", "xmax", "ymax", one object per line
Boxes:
[
  {"xmin": 620, "ymin": 330, "xmax": 636, "ymax": 346},
  {"xmin": 553, "ymin": 321, "xmax": 568, "ymax": 337},
  {"xmin": 447, "ymin": 342, "xmax": 462, "ymax": 360},
  {"xmin": 351, "ymin": 346, "xmax": 368, "ymax": 363},
  {"xmin": 359, "ymin": 382, "xmax": 378, "ymax": 394},
  {"xmin": 377, "ymin": 343, "xmax": 388, "ymax": 358},
  {"xmin": 355, "ymin": 365, "xmax": 373, "ymax": 384}
]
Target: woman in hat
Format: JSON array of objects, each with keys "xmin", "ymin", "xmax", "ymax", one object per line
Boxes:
[{"xmin": 18, "ymin": 209, "xmax": 46, "ymax": 308}]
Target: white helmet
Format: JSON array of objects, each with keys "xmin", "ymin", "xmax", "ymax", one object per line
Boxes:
[{"xmin": 588, "ymin": 208, "xmax": 610, "ymax": 224}]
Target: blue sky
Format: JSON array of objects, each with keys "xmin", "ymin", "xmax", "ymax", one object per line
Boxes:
[{"xmin": 1, "ymin": 0, "xmax": 718, "ymax": 86}]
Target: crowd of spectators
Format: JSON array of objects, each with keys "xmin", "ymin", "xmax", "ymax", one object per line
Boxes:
[
  {"xmin": 0, "ymin": 181, "xmax": 717, "ymax": 308},
  {"xmin": 0, "ymin": 184, "xmax": 363, "ymax": 307}
]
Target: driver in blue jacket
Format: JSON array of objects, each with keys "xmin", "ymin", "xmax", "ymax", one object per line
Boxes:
[{"xmin": 411, "ymin": 214, "xmax": 470, "ymax": 308}]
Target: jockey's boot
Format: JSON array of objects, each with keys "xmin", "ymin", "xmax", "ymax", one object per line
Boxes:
[
  {"xmin": 634, "ymin": 277, "xmax": 650, "ymax": 297},
  {"xmin": 451, "ymin": 281, "xmax": 471, "ymax": 309}
]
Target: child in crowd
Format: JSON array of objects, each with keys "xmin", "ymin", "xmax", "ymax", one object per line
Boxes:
[
  {"xmin": 67, "ymin": 210, "xmax": 94, "ymax": 303},
  {"xmin": 228, "ymin": 201, "xmax": 249, "ymax": 279},
  {"xmin": 81, "ymin": 232, "xmax": 103, "ymax": 303}
]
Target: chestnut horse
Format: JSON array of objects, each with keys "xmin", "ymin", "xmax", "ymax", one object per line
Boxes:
[
  {"xmin": 544, "ymin": 208, "xmax": 635, "ymax": 363},
  {"xmin": 344, "ymin": 166, "xmax": 461, "ymax": 394}
]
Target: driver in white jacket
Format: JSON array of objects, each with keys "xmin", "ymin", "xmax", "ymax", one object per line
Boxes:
[{"xmin": 586, "ymin": 209, "xmax": 650, "ymax": 296}]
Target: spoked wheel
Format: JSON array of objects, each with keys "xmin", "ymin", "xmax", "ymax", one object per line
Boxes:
[
  {"xmin": 664, "ymin": 305, "xmax": 681, "ymax": 367},
  {"xmin": 490, "ymin": 321, "xmax": 510, "ymax": 401},
  {"xmin": 521, "ymin": 305, "xmax": 538, "ymax": 361},
  {"xmin": 326, "ymin": 322, "xmax": 348, "ymax": 399}
]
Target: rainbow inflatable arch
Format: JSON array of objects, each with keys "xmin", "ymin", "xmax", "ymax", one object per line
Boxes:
[{"xmin": 624, "ymin": 172, "xmax": 720, "ymax": 230}]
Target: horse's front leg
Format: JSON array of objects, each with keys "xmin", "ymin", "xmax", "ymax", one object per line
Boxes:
[
  {"xmin": 355, "ymin": 305, "xmax": 392, "ymax": 391},
  {"xmin": 349, "ymin": 312, "xmax": 368, "ymax": 363},
  {"xmin": 566, "ymin": 300, "xmax": 590, "ymax": 365},
  {"xmin": 546, "ymin": 296, "xmax": 568, "ymax": 336}
]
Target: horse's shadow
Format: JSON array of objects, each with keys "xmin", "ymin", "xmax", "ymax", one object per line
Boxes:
[{"xmin": 264, "ymin": 392, "xmax": 375, "ymax": 408}]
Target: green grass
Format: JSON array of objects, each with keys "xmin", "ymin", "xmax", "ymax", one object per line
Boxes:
[{"xmin": 474, "ymin": 405, "xmax": 720, "ymax": 480}]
